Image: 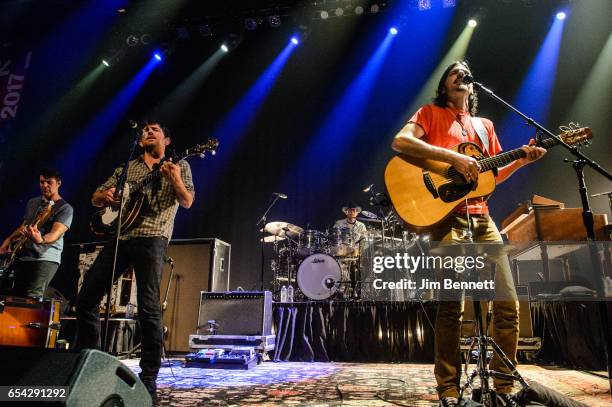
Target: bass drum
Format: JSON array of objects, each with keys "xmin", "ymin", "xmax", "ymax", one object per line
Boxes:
[{"xmin": 297, "ymin": 254, "xmax": 341, "ymax": 300}]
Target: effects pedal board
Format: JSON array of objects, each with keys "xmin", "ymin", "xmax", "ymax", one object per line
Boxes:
[{"xmin": 185, "ymin": 347, "xmax": 259, "ymax": 370}]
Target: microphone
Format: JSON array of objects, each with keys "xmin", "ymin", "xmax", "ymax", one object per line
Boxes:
[
  {"xmin": 461, "ymin": 74, "xmax": 474, "ymax": 84},
  {"xmin": 273, "ymin": 192, "xmax": 288, "ymax": 199},
  {"xmin": 128, "ymin": 120, "xmax": 139, "ymax": 129},
  {"xmin": 164, "ymin": 256, "xmax": 174, "ymax": 264},
  {"xmin": 363, "ymin": 184, "xmax": 374, "ymax": 193}
]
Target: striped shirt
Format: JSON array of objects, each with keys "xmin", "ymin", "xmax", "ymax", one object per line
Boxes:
[{"xmin": 98, "ymin": 156, "xmax": 194, "ymax": 240}]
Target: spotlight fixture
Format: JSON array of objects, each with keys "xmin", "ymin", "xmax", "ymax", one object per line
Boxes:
[
  {"xmin": 126, "ymin": 35, "xmax": 139, "ymax": 47},
  {"xmin": 291, "ymin": 37, "xmax": 299, "ymax": 45},
  {"xmin": 370, "ymin": 4, "xmax": 380, "ymax": 14},
  {"xmin": 556, "ymin": 11, "xmax": 566, "ymax": 20},
  {"xmin": 418, "ymin": 0, "xmax": 432, "ymax": 11},
  {"xmin": 468, "ymin": 19, "xmax": 477, "ymax": 27},
  {"xmin": 268, "ymin": 15, "xmax": 281, "ymax": 28},
  {"xmin": 198, "ymin": 25, "xmax": 212, "ymax": 37},
  {"xmin": 221, "ymin": 44, "xmax": 229, "ymax": 52},
  {"xmin": 154, "ymin": 52, "xmax": 162, "ymax": 61},
  {"xmin": 389, "ymin": 27, "xmax": 398, "ymax": 35},
  {"xmin": 102, "ymin": 60, "xmax": 110, "ymax": 67},
  {"xmin": 140, "ymin": 33, "xmax": 152, "ymax": 45},
  {"xmin": 244, "ymin": 18, "xmax": 258, "ymax": 31},
  {"xmin": 334, "ymin": 7, "xmax": 344, "ymax": 17},
  {"xmin": 320, "ymin": 10, "xmax": 329, "ymax": 19},
  {"xmin": 354, "ymin": 6, "xmax": 364, "ymax": 15}
]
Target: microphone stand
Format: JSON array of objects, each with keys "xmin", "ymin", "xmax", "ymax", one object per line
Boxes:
[
  {"xmin": 473, "ymin": 80, "xmax": 612, "ymax": 391},
  {"xmin": 256, "ymin": 194, "xmax": 283, "ymax": 291},
  {"xmin": 101, "ymin": 130, "xmax": 141, "ymax": 351}
]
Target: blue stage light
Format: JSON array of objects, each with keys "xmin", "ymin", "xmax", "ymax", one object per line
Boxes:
[
  {"xmin": 389, "ymin": 27, "xmax": 398, "ymax": 35},
  {"xmin": 154, "ymin": 53, "xmax": 162, "ymax": 61},
  {"xmin": 221, "ymin": 44, "xmax": 229, "ymax": 53},
  {"xmin": 291, "ymin": 37, "xmax": 299, "ymax": 45},
  {"xmin": 556, "ymin": 11, "xmax": 566, "ymax": 20}
]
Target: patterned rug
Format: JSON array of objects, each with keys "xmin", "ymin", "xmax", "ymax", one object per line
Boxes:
[{"xmin": 121, "ymin": 359, "xmax": 611, "ymax": 406}]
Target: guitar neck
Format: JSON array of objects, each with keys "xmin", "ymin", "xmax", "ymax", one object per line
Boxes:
[
  {"xmin": 478, "ymin": 137, "xmax": 557, "ymax": 171},
  {"xmin": 131, "ymin": 170, "xmax": 161, "ymax": 194}
]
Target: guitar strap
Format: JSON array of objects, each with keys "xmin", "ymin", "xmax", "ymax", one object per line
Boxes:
[{"xmin": 471, "ymin": 117, "xmax": 490, "ymax": 156}]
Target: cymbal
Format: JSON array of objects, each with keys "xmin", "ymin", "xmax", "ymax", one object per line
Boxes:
[
  {"xmin": 264, "ymin": 221, "xmax": 304, "ymax": 237},
  {"xmin": 261, "ymin": 235, "xmax": 286, "ymax": 243}
]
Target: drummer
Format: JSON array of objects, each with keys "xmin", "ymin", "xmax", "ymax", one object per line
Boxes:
[{"xmin": 334, "ymin": 201, "xmax": 367, "ymax": 245}]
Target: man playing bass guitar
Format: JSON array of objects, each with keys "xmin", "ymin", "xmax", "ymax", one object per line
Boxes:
[
  {"xmin": 0, "ymin": 168, "xmax": 73, "ymax": 298},
  {"xmin": 391, "ymin": 61, "xmax": 545, "ymax": 407}
]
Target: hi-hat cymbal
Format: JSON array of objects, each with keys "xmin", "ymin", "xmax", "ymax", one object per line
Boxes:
[
  {"xmin": 264, "ymin": 221, "xmax": 304, "ymax": 237},
  {"xmin": 261, "ymin": 235, "xmax": 286, "ymax": 243}
]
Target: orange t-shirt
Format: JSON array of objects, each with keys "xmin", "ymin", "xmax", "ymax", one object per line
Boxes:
[{"xmin": 408, "ymin": 104, "xmax": 503, "ymax": 215}]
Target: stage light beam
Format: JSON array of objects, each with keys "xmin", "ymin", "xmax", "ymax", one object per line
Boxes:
[
  {"xmin": 291, "ymin": 37, "xmax": 299, "ymax": 45},
  {"xmin": 154, "ymin": 52, "xmax": 162, "ymax": 61},
  {"xmin": 221, "ymin": 44, "xmax": 229, "ymax": 53},
  {"xmin": 556, "ymin": 12, "xmax": 566, "ymax": 20},
  {"xmin": 389, "ymin": 27, "xmax": 398, "ymax": 35},
  {"xmin": 102, "ymin": 60, "xmax": 110, "ymax": 67},
  {"xmin": 468, "ymin": 19, "xmax": 478, "ymax": 27}
]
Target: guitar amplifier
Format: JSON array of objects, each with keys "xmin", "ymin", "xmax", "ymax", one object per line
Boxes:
[{"xmin": 197, "ymin": 291, "xmax": 272, "ymax": 336}]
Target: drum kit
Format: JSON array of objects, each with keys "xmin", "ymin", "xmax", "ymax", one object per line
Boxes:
[
  {"xmin": 264, "ymin": 221, "xmax": 359, "ymax": 301},
  {"xmin": 263, "ymin": 211, "xmax": 427, "ymax": 301}
]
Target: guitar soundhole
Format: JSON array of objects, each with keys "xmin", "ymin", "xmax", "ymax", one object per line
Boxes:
[{"xmin": 437, "ymin": 171, "xmax": 474, "ymax": 202}]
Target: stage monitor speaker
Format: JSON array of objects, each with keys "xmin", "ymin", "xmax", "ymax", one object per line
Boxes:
[
  {"xmin": 198, "ymin": 291, "xmax": 272, "ymax": 336},
  {"xmin": 0, "ymin": 346, "xmax": 150, "ymax": 406},
  {"xmin": 162, "ymin": 238, "xmax": 231, "ymax": 352},
  {"xmin": 462, "ymin": 293, "xmax": 533, "ymax": 338}
]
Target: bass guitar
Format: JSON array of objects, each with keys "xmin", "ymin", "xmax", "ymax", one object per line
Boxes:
[
  {"xmin": 384, "ymin": 125, "xmax": 592, "ymax": 229},
  {"xmin": 0, "ymin": 200, "xmax": 55, "ymax": 273},
  {"xmin": 90, "ymin": 139, "xmax": 219, "ymax": 237}
]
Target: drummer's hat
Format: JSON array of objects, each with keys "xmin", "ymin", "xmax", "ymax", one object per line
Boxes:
[{"xmin": 342, "ymin": 201, "xmax": 362, "ymax": 214}]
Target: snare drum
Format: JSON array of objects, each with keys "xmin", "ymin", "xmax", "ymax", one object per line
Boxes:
[
  {"xmin": 297, "ymin": 230, "xmax": 325, "ymax": 257},
  {"xmin": 297, "ymin": 254, "xmax": 341, "ymax": 300},
  {"xmin": 0, "ymin": 296, "xmax": 61, "ymax": 348}
]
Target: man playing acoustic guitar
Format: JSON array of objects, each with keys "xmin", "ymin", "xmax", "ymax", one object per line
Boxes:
[
  {"xmin": 76, "ymin": 120, "xmax": 195, "ymax": 399},
  {"xmin": 391, "ymin": 61, "xmax": 545, "ymax": 407}
]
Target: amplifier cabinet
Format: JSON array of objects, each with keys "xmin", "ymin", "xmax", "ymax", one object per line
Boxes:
[
  {"xmin": 197, "ymin": 291, "xmax": 272, "ymax": 337},
  {"xmin": 162, "ymin": 238, "xmax": 231, "ymax": 353}
]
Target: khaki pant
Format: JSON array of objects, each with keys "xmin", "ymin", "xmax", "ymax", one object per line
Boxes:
[{"xmin": 431, "ymin": 215, "xmax": 519, "ymax": 398}]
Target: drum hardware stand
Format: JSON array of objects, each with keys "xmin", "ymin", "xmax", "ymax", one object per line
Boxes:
[
  {"xmin": 256, "ymin": 193, "xmax": 286, "ymax": 291},
  {"xmin": 473, "ymin": 78, "xmax": 612, "ymax": 392}
]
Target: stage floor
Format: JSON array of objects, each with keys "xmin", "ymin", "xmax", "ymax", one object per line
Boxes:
[{"xmin": 121, "ymin": 359, "xmax": 610, "ymax": 406}]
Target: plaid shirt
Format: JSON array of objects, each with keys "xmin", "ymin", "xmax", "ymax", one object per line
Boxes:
[{"xmin": 98, "ymin": 156, "xmax": 194, "ymax": 240}]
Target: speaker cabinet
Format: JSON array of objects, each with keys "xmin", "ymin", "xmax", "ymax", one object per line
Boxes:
[
  {"xmin": 0, "ymin": 346, "xmax": 150, "ymax": 406},
  {"xmin": 162, "ymin": 238, "xmax": 231, "ymax": 352},
  {"xmin": 197, "ymin": 291, "xmax": 273, "ymax": 336}
]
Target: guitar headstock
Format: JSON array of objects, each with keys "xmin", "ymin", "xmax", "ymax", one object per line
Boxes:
[
  {"xmin": 181, "ymin": 139, "xmax": 220, "ymax": 160},
  {"xmin": 558, "ymin": 123, "xmax": 593, "ymax": 147}
]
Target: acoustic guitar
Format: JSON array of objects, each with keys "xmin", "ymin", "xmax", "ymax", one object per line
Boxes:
[{"xmin": 384, "ymin": 126, "xmax": 592, "ymax": 229}]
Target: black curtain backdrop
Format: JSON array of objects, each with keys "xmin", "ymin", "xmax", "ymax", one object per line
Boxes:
[{"xmin": 273, "ymin": 300, "xmax": 608, "ymax": 370}]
